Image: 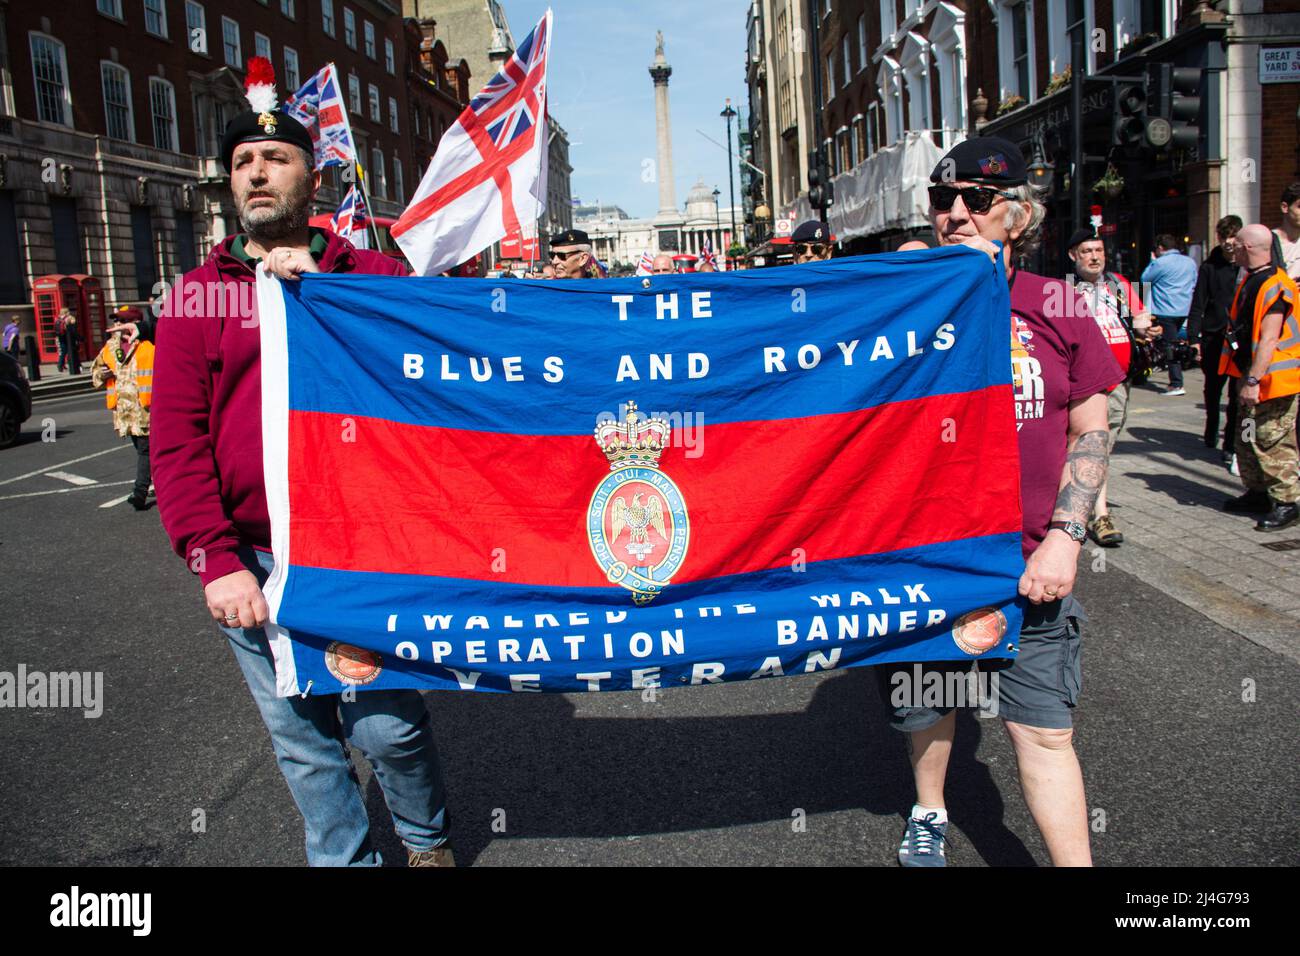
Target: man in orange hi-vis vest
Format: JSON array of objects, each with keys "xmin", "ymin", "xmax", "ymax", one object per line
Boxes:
[
  {"xmin": 91, "ymin": 306, "xmax": 155, "ymax": 511},
  {"xmin": 1220, "ymin": 224, "xmax": 1300, "ymax": 532}
]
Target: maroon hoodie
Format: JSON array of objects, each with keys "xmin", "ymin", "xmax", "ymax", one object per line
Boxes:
[{"xmin": 151, "ymin": 230, "xmax": 405, "ymax": 586}]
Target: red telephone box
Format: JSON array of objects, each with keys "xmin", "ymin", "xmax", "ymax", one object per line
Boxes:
[
  {"xmin": 31, "ymin": 275, "xmax": 108, "ymax": 363},
  {"xmin": 71, "ymin": 275, "xmax": 107, "ymax": 360}
]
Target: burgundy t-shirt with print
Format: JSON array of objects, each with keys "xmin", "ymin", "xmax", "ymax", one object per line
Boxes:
[{"xmin": 1009, "ymin": 269, "xmax": 1124, "ymax": 557}]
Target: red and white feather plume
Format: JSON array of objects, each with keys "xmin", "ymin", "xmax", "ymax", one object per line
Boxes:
[{"xmin": 244, "ymin": 56, "xmax": 278, "ymax": 113}]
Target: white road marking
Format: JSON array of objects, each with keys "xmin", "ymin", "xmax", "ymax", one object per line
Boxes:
[
  {"xmin": 46, "ymin": 471, "xmax": 98, "ymax": 486},
  {"xmin": 0, "ymin": 480, "xmax": 133, "ymax": 502},
  {"xmin": 0, "ymin": 444, "xmax": 131, "ymax": 486},
  {"xmin": 99, "ymin": 493, "xmax": 135, "ymax": 509}
]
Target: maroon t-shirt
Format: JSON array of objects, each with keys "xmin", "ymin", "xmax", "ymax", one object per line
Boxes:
[{"xmin": 1009, "ymin": 269, "xmax": 1124, "ymax": 557}]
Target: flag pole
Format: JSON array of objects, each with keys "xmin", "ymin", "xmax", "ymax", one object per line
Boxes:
[{"xmin": 327, "ymin": 62, "xmax": 383, "ymax": 251}]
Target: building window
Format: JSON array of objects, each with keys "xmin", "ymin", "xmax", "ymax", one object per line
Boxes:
[
  {"xmin": 1048, "ymin": 0, "xmax": 1094, "ymax": 75},
  {"xmin": 858, "ymin": 14, "xmax": 867, "ymax": 70},
  {"xmin": 130, "ymin": 206, "xmax": 157, "ymax": 300},
  {"xmin": 370, "ymin": 147, "xmax": 386, "ymax": 199},
  {"xmin": 144, "ymin": 0, "xmax": 169, "ymax": 39},
  {"xmin": 30, "ymin": 33, "xmax": 72, "ymax": 127},
  {"xmin": 931, "ymin": 6, "xmax": 968, "ymax": 148},
  {"xmin": 101, "ymin": 61, "xmax": 135, "ymax": 141},
  {"xmin": 344, "ymin": 8, "xmax": 356, "ymax": 49},
  {"xmin": 364, "ymin": 21, "xmax": 375, "ymax": 59},
  {"xmin": 388, "ymin": 96, "xmax": 398, "ymax": 133},
  {"xmin": 281, "ymin": 0, "xmax": 295, "ymax": 18},
  {"xmin": 322, "ymin": 0, "xmax": 335, "ymax": 37},
  {"xmin": 392, "ymin": 157, "xmax": 404, "ymax": 204},
  {"xmin": 284, "ymin": 47, "xmax": 300, "ymax": 89},
  {"xmin": 880, "ymin": 0, "xmax": 896, "ymax": 41},
  {"xmin": 825, "ymin": 55, "xmax": 834, "ymax": 103},
  {"xmin": 842, "ymin": 35, "xmax": 851, "ymax": 87},
  {"xmin": 368, "ymin": 83, "xmax": 380, "ymax": 122},
  {"xmin": 255, "ymin": 32, "xmax": 271, "ymax": 62},
  {"xmin": 97, "ymin": 0, "xmax": 123, "ymax": 19},
  {"xmin": 222, "ymin": 17, "xmax": 241, "ymax": 67},
  {"xmin": 385, "ymin": 37, "xmax": 395, "ymax": 74},
  {"xmin": 186, "ymin": 2, "xmax": 208, "ymax": 55},
  {"xmin": 1012, "ymin": 3, "xmax": 1031, "ymax": 98},
  {"xmin": 150, "ymin": 77, "xmax": 179, "ymax": 151},
  {"xmin": 348, "ymin": 73, "xmax": 360, "ymax": 113}
]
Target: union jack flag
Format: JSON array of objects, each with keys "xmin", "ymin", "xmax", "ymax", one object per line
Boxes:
[
  {"xmin": 698, "ymin": 238, "xmax": 718, "ymax": 269},
  {"xmin": 393, "ymin": 9, "xmax": 553, "ymax": 276},
  {"xmin": 329, "ymin": 185, "xmax": 367, "ymax": 242},
  {"xmin": 635, "ymin": 249, "xmax": 654, "ymax": 276},
  {"xmin": 283, "ymin": 63, "xmax": 357, "ymax": 170}
]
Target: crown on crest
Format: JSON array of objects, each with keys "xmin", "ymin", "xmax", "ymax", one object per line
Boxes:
[{"xmin": 594, "ymin": 402, "xmax": 670, "ymax": 469}]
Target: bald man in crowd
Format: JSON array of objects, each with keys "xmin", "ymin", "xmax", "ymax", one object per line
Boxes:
[
  {"xmin": 1220, "ymin": 224, "xmax": 1300, "ymax": 531},
  {"xmin": 651, "ymin": 254, "xmax": 676, "ymax": 275}
]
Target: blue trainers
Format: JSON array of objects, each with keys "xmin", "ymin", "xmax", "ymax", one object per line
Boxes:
[{"xmin": 898, "ymin": 811, "xmax": 949, "ymax": 867}]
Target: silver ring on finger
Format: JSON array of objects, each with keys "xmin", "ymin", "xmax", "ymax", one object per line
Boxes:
[{"xmin": 224, "ymin": 611, "xmax": 239, "ymax": 622}]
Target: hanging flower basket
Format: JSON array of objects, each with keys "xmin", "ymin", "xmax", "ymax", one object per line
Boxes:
[{"xmin": 1091, "ymin": 165, "xmax": 1125, "ymax": 199}]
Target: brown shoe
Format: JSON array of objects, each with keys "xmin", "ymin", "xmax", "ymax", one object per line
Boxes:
[
  {"xmin": 1088, "ymin": 514, "xmax": 1123, "ymax": 547},
  {"xmin": 407, "ymin": 846, "xmax": 455, "ymax": 867}
]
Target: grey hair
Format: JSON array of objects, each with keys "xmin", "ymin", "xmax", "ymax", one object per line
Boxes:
[{"xmin": 1001, "ymin": 183, "xmax": 1048, "ymax": 261}]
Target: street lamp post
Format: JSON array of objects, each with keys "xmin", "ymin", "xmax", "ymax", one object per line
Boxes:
[
  {"xmin": 721, "ymin": 99, "xmax": 738, "ymax": 257},
  {"xmin": 712, "ymin": 187, "xmax": 721, "ymax": 251}
]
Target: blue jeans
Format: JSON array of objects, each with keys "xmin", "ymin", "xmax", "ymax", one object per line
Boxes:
[{"xmin": 220, "ymin": 548, "xmax": 449, "ymax": 866}]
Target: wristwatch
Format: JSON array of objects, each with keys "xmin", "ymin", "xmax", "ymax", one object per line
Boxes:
[
  {"xmin": 1245, "ymin": 375, "xmax": 1261, "ymax": 387},
  {"xmin": 1047, "ymin": 520, "xmax": 1087, "ymax": 542}
]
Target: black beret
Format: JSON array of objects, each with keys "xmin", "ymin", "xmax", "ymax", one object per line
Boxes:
[
  {"xmin": 221, "ymin": 109, "xmax": 315, "ymax": 172},
  {"xmin": 791, "ymin": 220, "xmax": 830, "ymax": 243},
  {"xmin": 1067, "ymin": 227, "xmax": 1100, "ymax": 249},
  {"xmin": 930, "ymin": 136, "xmax": 1028, "ymax": 186},
  {"xmin": 550, "ymin": 228, "xmax": 590, "ymax": 247}
]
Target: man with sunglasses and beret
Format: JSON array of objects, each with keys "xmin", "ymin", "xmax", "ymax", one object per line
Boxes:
[
  {"xmin": 791, "ymin": 220, "xmax": 834, "ymax": 264},
  {"xmin": 872, "ymin": 136, "xmax": 1123, "ymax": 868},
  {"xmin": 549, "ymin": 228, "xmax": 602, "ymax": 279}
]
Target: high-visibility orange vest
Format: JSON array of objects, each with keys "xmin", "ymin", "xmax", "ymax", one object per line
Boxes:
[
  {"xmin": 99, "ymin": 339, "xmax": 155, "ymax": 410},
  {"xmin": 1221, "ymin": 267, "xmax": 1300, "ymax": 401}
]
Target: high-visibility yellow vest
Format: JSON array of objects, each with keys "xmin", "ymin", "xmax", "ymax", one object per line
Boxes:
[
  {"xmin": 1222, "ymin": 267, "xmax": 1300, "ymax": 401},
  {"xmin": 100, "ymin": 339, "xmax": 155, "ymax": 410}
]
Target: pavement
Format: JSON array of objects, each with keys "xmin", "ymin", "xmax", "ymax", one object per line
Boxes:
[
  {"xmin": 1105, "ymin": 367, "xmax": 1300, "ymax": 664},
  {"xmin": 0, "ymin": 385, "xmax": 1296, "ymax": 867}
]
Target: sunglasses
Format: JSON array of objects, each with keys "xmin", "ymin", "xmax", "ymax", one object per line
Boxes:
[
  {"xmin": 550, "ymin": 249, "xmax": 584, "ymax": 261},
  {"xmin": 795, "ymin": 243, "xmax": 827, "ymax": 255},
  {"xmin": 928, "ymin": 184, "xmax": 1017, "ymax": 214}
]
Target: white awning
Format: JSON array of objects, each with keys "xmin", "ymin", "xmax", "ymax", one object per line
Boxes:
[{"xmin": 829, "ymin": 130, "xmax": 948, "ymax": 241}]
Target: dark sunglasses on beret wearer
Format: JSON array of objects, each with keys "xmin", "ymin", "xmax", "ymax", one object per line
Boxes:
[
  {"xmin": 550, "ymin": 249, "xmax": 585, "ymax": 260},
  {"xmin": 928, "ymin": 184, "xmax": 1019, "ymax": 214},
  {"xmin": 795, "ymin": 242, "xmax": 827, "ymax": 255}
]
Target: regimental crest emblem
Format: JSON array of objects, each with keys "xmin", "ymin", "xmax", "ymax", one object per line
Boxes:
[
  {"xmin": 588, "ymin": 402, "xmax": 690, "ymax": 605},
  {"xmin": 258, "ymin": 111, "xmax": 278, "ymax": 135}
]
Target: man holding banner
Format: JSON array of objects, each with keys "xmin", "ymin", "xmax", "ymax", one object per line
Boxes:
[
  {"xmin": 878, "ymin": 137, "xmax": 1122, "ymax": 867},
  {"xmin": 150, "ymin": 64, "xmax": 453, "ymax": 867}
]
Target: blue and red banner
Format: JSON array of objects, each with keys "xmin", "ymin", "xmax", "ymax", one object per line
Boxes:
[{"xmin": 256, "ymin": 248, "xmax": 1024, "ymax": 696}]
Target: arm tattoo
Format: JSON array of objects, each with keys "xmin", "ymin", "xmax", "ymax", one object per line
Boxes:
[{"xmin": 1052, "ymin": 429, "xmax": 1109, "ymax": 526}]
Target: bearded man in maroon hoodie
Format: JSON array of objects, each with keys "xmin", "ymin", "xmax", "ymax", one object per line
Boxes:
[{"xmin": 151, "ymin": 64, "xmax": 452, "ymax": 867}]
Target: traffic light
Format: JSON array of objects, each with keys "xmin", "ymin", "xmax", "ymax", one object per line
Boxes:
[
  {"xmin": 1145, "ymin": 64, "xmax": 1201, "ymax": 150},
  {"xmin": 808, "ymin": 160, "xmax": 834, "ymax": 212},
  {"xmin": 1112, "ymin": 80, "xmax": 1147, "ymax": 150}
]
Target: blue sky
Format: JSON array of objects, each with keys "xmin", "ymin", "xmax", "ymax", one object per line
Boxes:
[{"xmin": 505, "ymin": 1, "xmax": 750, "ymax": 220}]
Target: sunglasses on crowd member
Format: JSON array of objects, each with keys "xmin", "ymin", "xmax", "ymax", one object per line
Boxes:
[
  {"xmin": 550, "ymin": 249, "xmax": 585, "ymax": 260},
  {"xmin": 795, "ymin": 242, "xmax": 827, "ymax": 255},
  {"xmin": 927, "ymin": 184, "xmax": 1019, "ymax": 214}
]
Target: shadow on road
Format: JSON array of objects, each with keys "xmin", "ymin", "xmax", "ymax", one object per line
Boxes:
[{"xmin": 360, "ymin": 668, "xmax": 1036, "ymax": 866}]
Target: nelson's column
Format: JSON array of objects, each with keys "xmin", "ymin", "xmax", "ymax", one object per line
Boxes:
[{"xmin": 650, "ymin": 32, "xmax": 679, "ymax": 248}]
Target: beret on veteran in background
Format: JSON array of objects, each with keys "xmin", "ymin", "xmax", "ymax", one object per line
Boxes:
[
  {"xmin": 930, "ymin": 135, "xmax": 1028, "ymax": 186},
  {"xmin": 550, "ymin": 228, "xmax": 590, "ymax": 247},
  {"xmin": 220, "ymin": 56, "xmax": 315, "ymax": 172},
  {"xmin": 1067, "ymin": 227, "xmax": 1099, "ymax": 249},
  {"xmin": 791, "ymin": 220, "xmax": 831, "ymax": 243}
]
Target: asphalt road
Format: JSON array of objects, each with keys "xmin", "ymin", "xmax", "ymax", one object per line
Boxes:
[{"xmin": 1, "ymin": 392, "xmax": 1296, "ymax": 866}]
